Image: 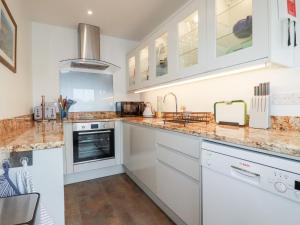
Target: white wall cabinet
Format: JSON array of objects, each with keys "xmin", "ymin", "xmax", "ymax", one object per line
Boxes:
[
  {"xmin": 207, "ymin": 0, "xmax": 296, "ymax": 70},
  {"xmin": 174, "ymin": 0, "xmax": 207, "ymax": 78},
  {"xmin": 127, "ymin": 0, "xmax": 298, "ymax": 92},
  {"xmin": 123, "ymin": 123, "xmax": 201, "ymax": 225},
  {"xmin": 127, "ymin": 54, "xmax": 137, "ymax": 91},
  {"xmin": 151, "ymin": 27, "xmax": 177, "ymax": 86},
  {"xmin": 206, "ymin": 0, "xmax": 269, "ymax": 70}
]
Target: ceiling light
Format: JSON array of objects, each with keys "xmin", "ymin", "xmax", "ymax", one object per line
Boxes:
[
  {"xmin": 87, "ymin": 10, "xmax": 93, "ymax": 15},
  {"xmin": 134, "ymin": 63, "xmax": 268, "ymax": 94}
]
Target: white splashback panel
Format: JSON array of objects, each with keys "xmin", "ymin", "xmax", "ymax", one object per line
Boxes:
[
  {"xmin": 141, "ymin": 67, "xmax": 300, "ymax": 116},
  {"xmin": 60, "ymin": 72, "xmax": 114, "ymax": 112}
]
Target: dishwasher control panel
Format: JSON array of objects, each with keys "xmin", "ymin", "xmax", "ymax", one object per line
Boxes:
[
  {"xmin": 202, "ymin": 148, "xmax": 300, "ymax": 203},
  {"xmin": 269, "ymin": 169, "xmax": 300, "ymax": 197}
]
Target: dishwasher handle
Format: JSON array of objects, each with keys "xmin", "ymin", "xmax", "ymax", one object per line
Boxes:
[{"xmin": 231, "ymin": 165, "xmax": 261, "ymax": 185}]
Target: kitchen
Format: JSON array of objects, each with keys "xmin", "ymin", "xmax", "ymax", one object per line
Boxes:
[{"xmin": 0, "ymin": 0, "xmax": 300, "ymax": 224}]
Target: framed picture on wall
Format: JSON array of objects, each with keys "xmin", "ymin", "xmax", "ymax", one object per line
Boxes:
[{"xmin": 0, "ymin": 0, "xmax": 17, "ymax": 73}]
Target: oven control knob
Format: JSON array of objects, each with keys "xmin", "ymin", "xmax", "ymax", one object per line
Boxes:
[{"xmin": 274, "ymin": 182, "xmax": 287, "ymax": 193}]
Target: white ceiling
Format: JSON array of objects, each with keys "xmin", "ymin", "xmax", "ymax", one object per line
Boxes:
[{"xmin": 27, "ymin": 0, "xmax": 189, "ymax": 41}]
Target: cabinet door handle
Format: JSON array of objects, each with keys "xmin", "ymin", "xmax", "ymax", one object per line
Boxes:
[
  {"xmin": 294, "ymin": 21, "xmax": 297, "ymax": 47},
  {"xmin": 157, "ymin": 159, "xmax": 199, "ymax": 183},
  {"xmin": 288, "ymin": 18, "xmax": 291, "ymax": 46}
]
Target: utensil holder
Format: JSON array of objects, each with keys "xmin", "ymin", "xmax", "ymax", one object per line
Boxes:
[
  {"xmin": 60, "ymin": 109, "xmax": 69, "ymax": 120},
  {"xmin": 249, "ymin": 95, "xmax": 271, "ymax": 129}
]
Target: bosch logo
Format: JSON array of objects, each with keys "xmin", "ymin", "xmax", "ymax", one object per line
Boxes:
[{"xmin": 239, "ymin": 162, "xmax": 251, "ymax": 167}]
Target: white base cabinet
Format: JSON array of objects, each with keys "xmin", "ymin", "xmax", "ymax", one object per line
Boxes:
[
  {"xmin": 123, "ymin": 123, "xmax": 201, "ymax": 225},
  {"xmin": 123, "ymin": 123, "xmax": 157, "ymax": 193},
  {"xmin": 31, "ymin": 148, "xmax": 65, "ymax": 225},
  {"xmin": 157, "ymin": 161, "xmax": 200, "ymax": 225}
]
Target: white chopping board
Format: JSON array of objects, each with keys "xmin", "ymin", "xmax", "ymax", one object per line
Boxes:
[{"xmin": 214, "ymin": 101, "xmax": 247, "ymax": 126}]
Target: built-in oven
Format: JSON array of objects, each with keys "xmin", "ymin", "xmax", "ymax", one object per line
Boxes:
[{"xmin": 72, "ymin": 122, "xmax": 115, "ymax": 164}]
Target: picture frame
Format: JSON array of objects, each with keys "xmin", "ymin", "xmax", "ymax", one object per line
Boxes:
[{"xmin": 0, "ymin": 0, "xmax": 17, "ymax": 73}]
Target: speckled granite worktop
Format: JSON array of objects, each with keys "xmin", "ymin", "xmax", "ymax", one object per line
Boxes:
[
  {"xmin": 124, "ymin": 117, "xmax": 300, "ymax": 160},
  {"xmin": 0, "ymin": 120, "xmax": 64, "ymax": 153},
  {"xmin": 1, "ymin": 115, "xmax": 300, "ymax": 160},
  {"xmin": 64, "ymin": 118, "xmax": 123, "ymax": 123}
]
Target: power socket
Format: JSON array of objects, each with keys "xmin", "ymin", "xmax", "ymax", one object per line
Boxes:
[{"xmin": 272, "ymin": 92, "xmax": 300, "ymax": 105}]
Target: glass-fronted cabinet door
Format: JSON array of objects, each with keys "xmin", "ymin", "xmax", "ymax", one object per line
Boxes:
[
  {"xmin": 155, "ymin": 33, "xmax": 168, "ymax": 77},
  {"xmin": 128, "ymin": 56, "xmax": 136, "ymax": 88},
  {"xmin": 140, "ymin": 47, "xmax": 150, "ymax": 82},
  {"xmin": 207, "ymin": 0, "xmax": 268, "ymax": 70},
  {"xmin": 178, "ymin": 10, "xmax": 199, "ymax": 69},
  {"xmin": 216, "ymin": 0, "xmax": 253, "ymax": 57}
]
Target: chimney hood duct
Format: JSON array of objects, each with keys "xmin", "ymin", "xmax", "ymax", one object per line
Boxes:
[{"xmin": 60, "ymin": 23, "xmax": 120, "ymax": 74}]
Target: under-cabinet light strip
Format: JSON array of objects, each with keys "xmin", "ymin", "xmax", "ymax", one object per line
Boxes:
[{"xmin": 134, "ymin": 63, "xmax": 268, "ymax": 94}]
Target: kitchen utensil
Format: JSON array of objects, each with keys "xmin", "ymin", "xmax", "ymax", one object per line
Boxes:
[
  {"xmin": 214, "ymin": 100, "xmax": 247, "ymax": 126},
  {"xmin": 143, "ymin": 102, "xmax": 154, "ymax": 118},
  {"xmin": 58, "ymin": 97, "xmax": 77, "ymax": 120},
  {"xmin": 249, "ymin": 82, "xmax": 271, "ymax": 129}
]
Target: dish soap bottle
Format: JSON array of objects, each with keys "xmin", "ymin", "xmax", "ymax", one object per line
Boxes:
[{"xmin": 157, "ymin": 96, "xmax": 163, "ymax": 118}]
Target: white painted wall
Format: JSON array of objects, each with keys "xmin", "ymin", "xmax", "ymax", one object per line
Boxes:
[
  {"xmin": 31, "ymin": 23, "xmax": 77, "ymax": 106},
  {"xmin": 32, "ymin": 22, "xmax": 140, "ymax": 107},
  {"xmin": 141, "ymin": 67, "xmax": 300, "ymax": 116},
  {"xmin": 0, "ymin": 0, "xmax": 32, "ymax": 119}
]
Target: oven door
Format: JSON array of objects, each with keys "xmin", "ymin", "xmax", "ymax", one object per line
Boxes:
[{"xmin": 73, "ymin": 129, "xmax": 115, "ymax": 163}]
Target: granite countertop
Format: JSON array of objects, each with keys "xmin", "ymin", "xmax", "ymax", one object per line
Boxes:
[
  {"xmin": 0, "ymin": 121, "xmax": 64, "ymax": 153},
  {"xmin": 63, "ymin": 118, "xmax": 123, "ymax": 123},
  {"xmin": 124, "ymin": 117, "xmax": 300, "ymax": 160},
  {"xmin": 0, "ymin": 117, "xmax": 125, "ymax": 153},
  {"xmin": 1, "ymin": 116, "xmax": 300, "ymax": 161}
]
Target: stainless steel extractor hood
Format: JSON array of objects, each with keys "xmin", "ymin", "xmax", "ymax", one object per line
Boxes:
[{"xmin": 60, "ymin": 23, "xmax": 120, "ymax": 74}]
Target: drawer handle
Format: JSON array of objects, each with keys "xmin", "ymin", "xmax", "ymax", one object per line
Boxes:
[
  {"xmin": 157, "ymin": 159, "xmax": 199, "ymax": 183},
  {"xmin": 156, "ymin": 143, "xmax": 198, "ymax": 160}
]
